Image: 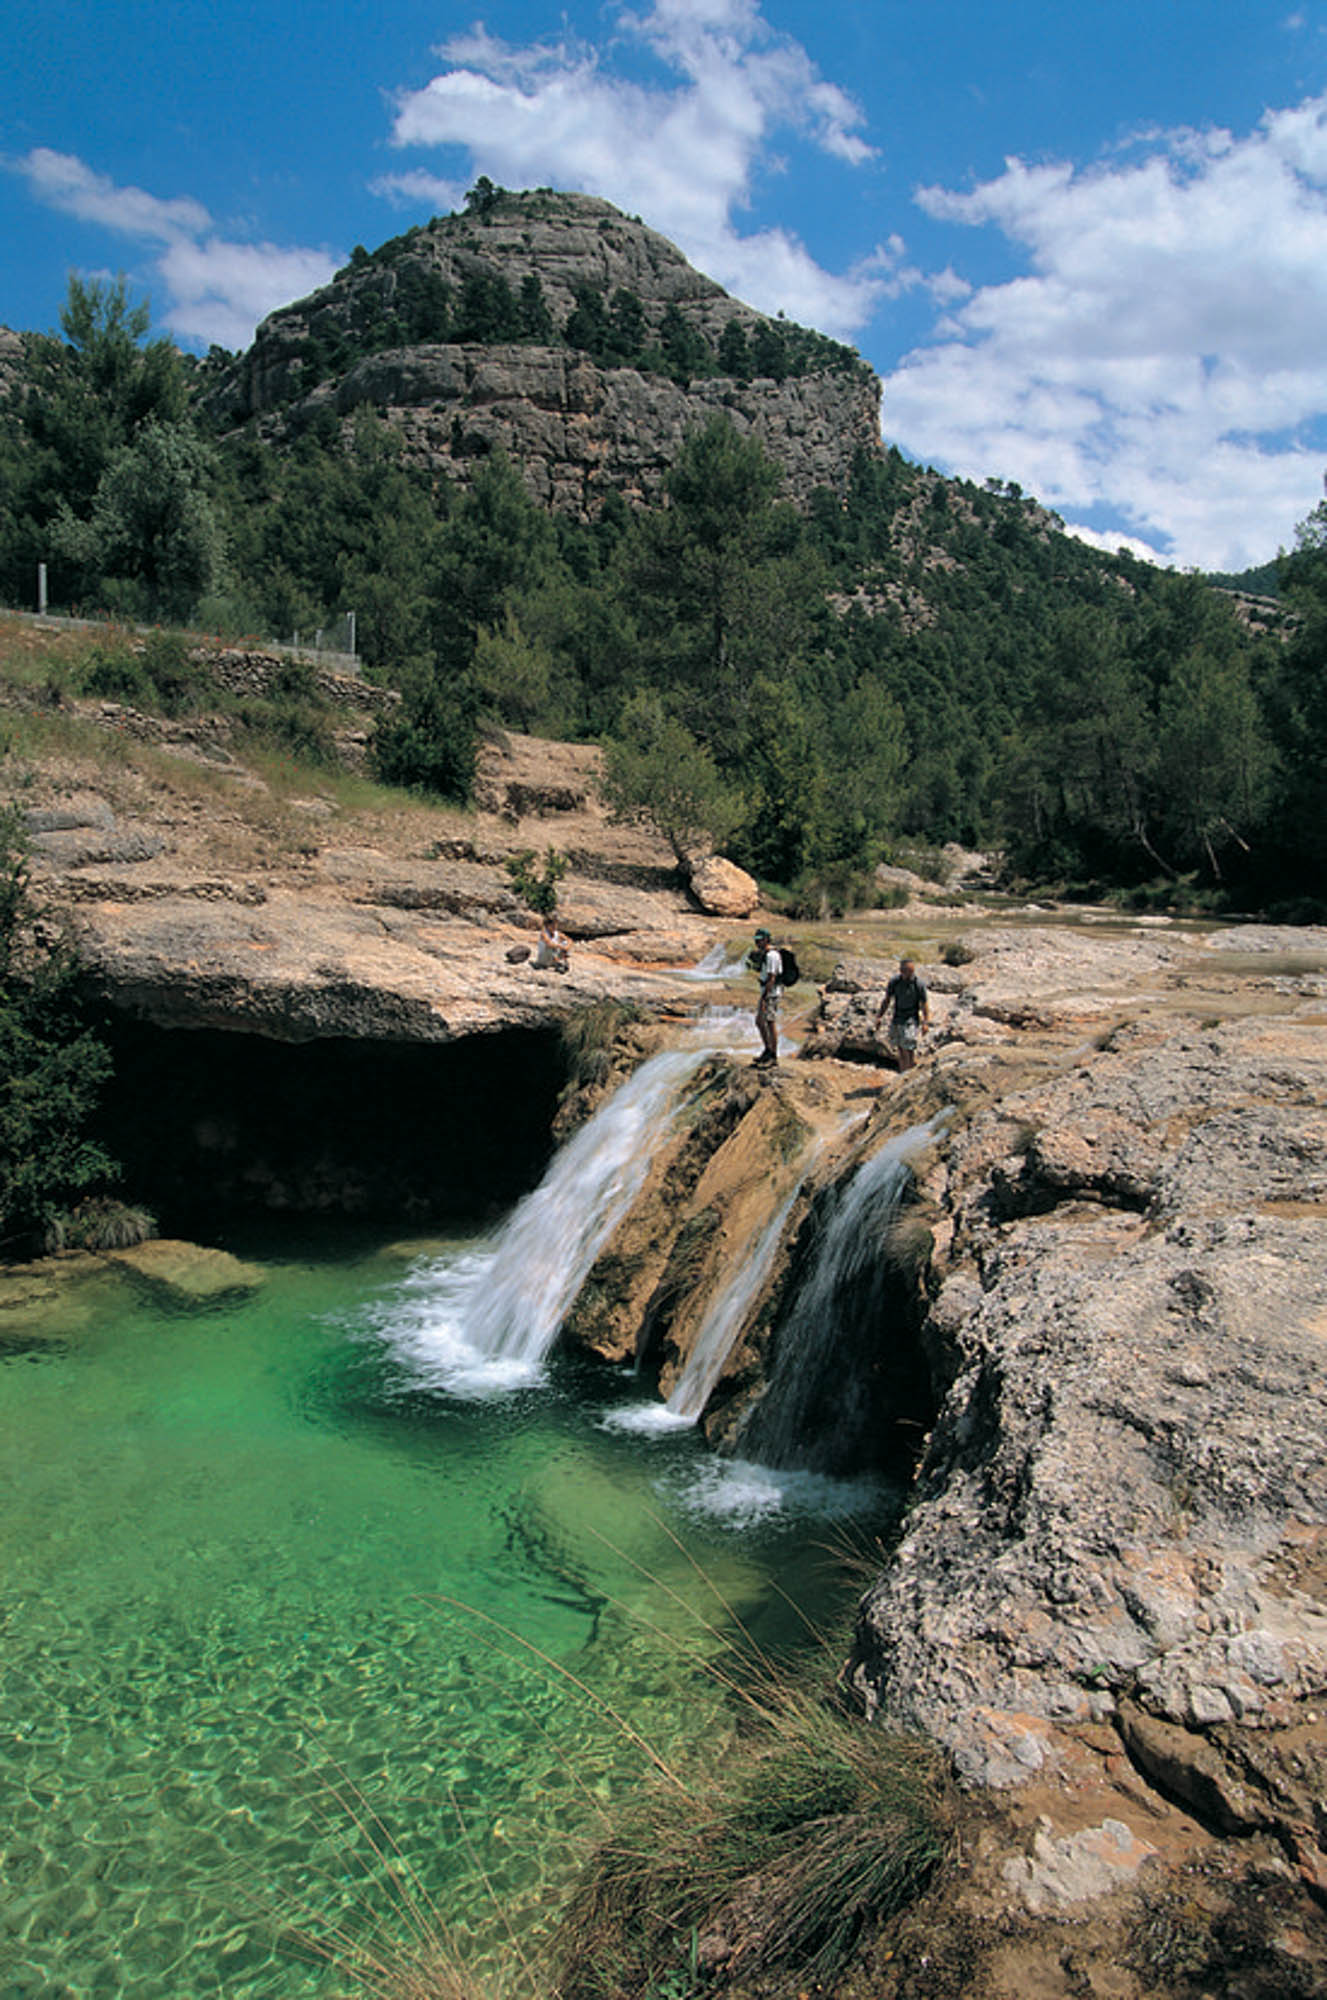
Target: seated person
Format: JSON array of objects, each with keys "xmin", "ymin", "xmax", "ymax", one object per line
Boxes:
[{"xmin": 533, "ymin": 917, "xmax": 569, "ymax": 972}]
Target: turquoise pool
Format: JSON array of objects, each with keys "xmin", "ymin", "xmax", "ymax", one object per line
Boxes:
[{"xmin": 0, "ymin": 1229, "xmax": 886, "ymax": 1998}]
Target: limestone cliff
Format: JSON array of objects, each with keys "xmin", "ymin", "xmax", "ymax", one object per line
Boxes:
[
  {"xmin": 204, "ymin": 191, "xmax": 882, "ymax": 515},
  {"xmin": 549, "ymin": 919, "xmax": 1327, "ymax": 1949}
]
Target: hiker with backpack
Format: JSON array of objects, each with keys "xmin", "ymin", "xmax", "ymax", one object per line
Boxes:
[
  {"xmin": 878, "ymin": 956, "xmax": 930, "ymax": 1071},
  {"xmin": 748, "ymin": 926, "xmax": 799, "ymax": 1069}
]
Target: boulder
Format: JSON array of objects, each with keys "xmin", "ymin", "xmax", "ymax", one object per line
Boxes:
[{"xmin": 686, "ymin": 855, "xmax": 759, "ymax": 918}]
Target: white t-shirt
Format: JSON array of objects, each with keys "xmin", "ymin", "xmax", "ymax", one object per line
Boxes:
[{"xmin": 760, "ymin": 946, "xmax": 783, "ymax": 993}]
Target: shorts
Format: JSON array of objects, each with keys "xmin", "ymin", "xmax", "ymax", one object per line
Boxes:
[{"xmin": 888, "ymin": 1016, "xmax": 920, "ymax": 1051}]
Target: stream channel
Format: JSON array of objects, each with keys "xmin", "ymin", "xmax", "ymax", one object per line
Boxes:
[{"xmin": 2, "ymin": 1202, "xmax": 893, "ymax": 1997}]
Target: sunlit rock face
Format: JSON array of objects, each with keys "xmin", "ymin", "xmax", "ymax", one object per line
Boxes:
[
  {"xmin": 204, "ymin": 192, "xmax": 883, "ymax": 517},
  {"xmin": 843, "ymin": 983, "xmax": 1327, "ymax": 1881}
]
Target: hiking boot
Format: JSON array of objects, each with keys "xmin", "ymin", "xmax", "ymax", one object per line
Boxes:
[{"xmin": 751, "ymin": 1051, "xmax": 777, "ymax": 1069}]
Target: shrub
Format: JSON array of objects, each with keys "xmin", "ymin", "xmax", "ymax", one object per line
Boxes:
[
  {"xmin": 76, "ymin": 632, "xmax": 209, "ymax": 717},
  {"xmin": 505, "ymin": 846, "xmax": 567, "ymax": 917},
  {"xmin": 238, "ymin": 700, "xmax": 336, "ymax": 768},
  {"xmin": 599, "ymin": 693, "xmax": 744, "ymax": 867},
  {"xmin": 44, "ymin": 1197, "xmax": 156, "ymax": 1252},
  {"xmin": 372, "ymin": 682, "xmax": 476, "ymax": 802},
  {"xmin": 0, "ymin": 807, "xmax": 119, "ymax": 1257},
  {"xmin": 784, "ymin": 861, "xmax": 880, "ymax": 921},
  {"xmin": 80, "ymin": 643, "xmax": 155, "ymax": 707},
  {"xmin": 140, "ymin": 630, "xmax": 209, "ymax": 715}
]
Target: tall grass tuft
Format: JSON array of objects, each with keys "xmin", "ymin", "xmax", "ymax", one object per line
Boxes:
[
  {"xmin": 552, "ymin": 1666, "xmax": 953, "ymax": 1997},
  {"xmin": 277, "ymin": 1773, "xmax": 528, "ymax": 2000},
  {"xmin": 44, "ymin": 1197, "xmax": 157, "ymax": 1252}
]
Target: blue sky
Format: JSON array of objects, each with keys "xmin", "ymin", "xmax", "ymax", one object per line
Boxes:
[{"xmin": 5, "ymin": 0, "xmax": 1327, "ymax": 571}]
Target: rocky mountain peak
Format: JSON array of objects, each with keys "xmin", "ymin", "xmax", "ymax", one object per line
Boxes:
[{"xmin": 206, "ymin": 188, "xmax": 884, "ymax": 517}]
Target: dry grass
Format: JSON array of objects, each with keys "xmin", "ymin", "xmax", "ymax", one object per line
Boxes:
[
  {"xmin": 552, "ymin": 1679, "xmax": 953, "ymax": 2000},
  {"xmin": 533, "ymin": 1523, "xmax": 955, "ymax": 2000},
  {"xmin": 0, "ymin": 613, "xmax": 120, "ymax": 685}
]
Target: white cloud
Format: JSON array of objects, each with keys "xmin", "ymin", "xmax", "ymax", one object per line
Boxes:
[
  {"xmin": 384, "ymin": 1, "xmax": 885, "ymax": 338},
  {"xmin": 371, "ymin": 168, "xmax": 470, "ymax": 215},
  {"xmin": 158, "ymin": 240, "xmax": 343, "ymax": 353},
  {"xmin": 882, "ymin": 95, "xmax": 1327, "ymax": 569},
  {"xmin": 16, "ymin": 148, "xmax": 211, "ymax": 242},
  {"xmin": 1059, "ymin": 523, "xmax": 1169, "ymax": 566},
  {"xmin": 10, "ymin": 147, "xmax": 339, "ymax": 351}
]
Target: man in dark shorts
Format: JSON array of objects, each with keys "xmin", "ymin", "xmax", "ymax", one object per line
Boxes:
[{"xmin": 878, "ymin": 957, "xmax": 930, "ymax": 1071}]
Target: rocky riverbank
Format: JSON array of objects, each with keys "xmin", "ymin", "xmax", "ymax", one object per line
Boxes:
[
  {"xmin": 547, "ymin": 919, "xmax": 1327, "ymax": 1991},
  {"xmin": 831, "ymin": 927, "xmax": 1327, "ymax": 1992}
]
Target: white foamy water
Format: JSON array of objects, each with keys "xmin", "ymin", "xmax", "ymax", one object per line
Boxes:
[
  {"xmin": 666, "ymin": 1181, "xmax": 807, "ymax": 1423},
  {"xmin": 599, "ymin": 1402, "xmax": 696, "ymax": 1436},
  {"xmin": 665, "ymin": 1455, "xmax": 889, "ymax": 1527},
  {"xmin": 373, "ymin": 1017, "xmax": 751, "ymax": 1395},
  {"xmin": 676, "ymin": 941, "xmax": 751, "ymax": 981}
]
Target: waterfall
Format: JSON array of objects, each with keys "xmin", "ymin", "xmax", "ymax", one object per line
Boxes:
[
  {"xmin": 665, "ymin": 1180, "xmax": 807, "ymax": 1422},
  {"xmin": 735, "ymin": 1119, "xmax": 938, "ymax": 1472},
  {"xmin": 375, "ymin": 1018, "xmax": 748, "ymax": 1395},
  {"xmin": 676, "ymin": 941, "xmax": 751, "ymax": 982},
  {"xmin": 597, "ymin": 1187, "xmax": 802, "ymax": 1439}
]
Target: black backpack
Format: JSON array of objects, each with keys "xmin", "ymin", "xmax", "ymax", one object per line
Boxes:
[{"xmin": 778, "ymin": 945, "xmax": 800, "ymax": 987}]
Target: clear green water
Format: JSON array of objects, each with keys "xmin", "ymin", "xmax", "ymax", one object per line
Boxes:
[{"xmin": 0, "ymin": 1231, "xmax": 883, "ymax": 1999}]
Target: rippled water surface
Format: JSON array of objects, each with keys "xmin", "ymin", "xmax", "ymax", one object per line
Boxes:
[{"xmin": 1, "ymin": 1230, "xmax": 883, "ymax": 1998}]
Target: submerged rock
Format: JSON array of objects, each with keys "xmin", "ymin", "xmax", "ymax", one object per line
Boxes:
[
  {"xmin": 0, "ymin": 1254, "xmax": 112, "ymax": 1341},
  {"xmin": 107, "ymin": 1240, "xmax": 265, "ymax": 1305}
]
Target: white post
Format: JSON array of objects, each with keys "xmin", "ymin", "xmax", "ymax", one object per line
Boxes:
[
  {"xmin": 347, "ymin": 610, "xmax": 356, "ymax": 661},
  {"xmin": 37, "ymin": 563, "xmax": 47, "ymax": 616}
]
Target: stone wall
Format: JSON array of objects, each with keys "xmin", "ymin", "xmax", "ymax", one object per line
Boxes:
[{"xmin": 185, "ymin": 646, "xmax": 399, "ymax": 713}]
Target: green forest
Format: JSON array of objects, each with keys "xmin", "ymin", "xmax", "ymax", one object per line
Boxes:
[{"xmin": 2, "ymin": 273, "xmax": 1324, "ymax": 918}]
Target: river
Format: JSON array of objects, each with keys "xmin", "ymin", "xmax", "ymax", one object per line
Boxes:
[{"xmin": 0, "ymin": 1222, "xmax": 892, "ymax": 1998}]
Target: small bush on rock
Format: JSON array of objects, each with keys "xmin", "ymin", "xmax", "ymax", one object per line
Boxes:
[
  {"xmin": 45, "ymin": 1197, "xmax": 157, "ymax": 1253},
  {"xmin": 505, "ymin": 846, "xmax": 567, "ymax": 916}
]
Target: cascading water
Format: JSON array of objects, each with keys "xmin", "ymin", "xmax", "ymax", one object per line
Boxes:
[
  {"xmin": 735, "ymin": 1118, "xmax": 940, "ymax": 1473},
  {"xmin": 602, "ymin": 1180, "xmax": 806, "ymax": 1442},
  {"xmin": 677, "ymin": 940, "xmax": 752, "ymax": 982},
  {"xmin": 373, "ymin": 1017, "xmax": 750, "ymax": 1395},
  {"xmin": 665, "ymin": 1189, "xmax": 802, "ymax": 1421}
]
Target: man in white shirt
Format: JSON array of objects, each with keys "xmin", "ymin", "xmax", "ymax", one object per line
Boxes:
[{"xmin": 750, "ymin": 926, "xmax": 782, "ymax": 1068}]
